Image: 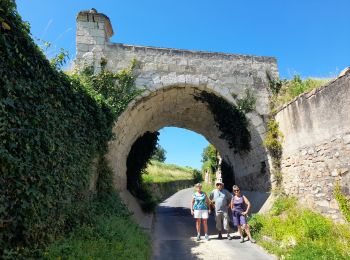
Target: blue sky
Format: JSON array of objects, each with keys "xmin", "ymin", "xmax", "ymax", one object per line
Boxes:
[{"xmin": 17, "ymin": 0, "xmax": 350, "ymax": 169}]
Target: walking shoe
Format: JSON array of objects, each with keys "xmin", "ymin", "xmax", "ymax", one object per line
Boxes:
[
  {"xmin": 250, "ymin": 238, "xmax": 256, "ymax": 243},
  {"xmin": 218, "ymin": 232, "xmax": 222, "ymax": 240},
  {"xmin": 205, "ymin": 234, "xmax": 210, "ymax": 241},
  {"xmin": 227, "ymin": 234, "xmax": 232, "ymax": 240},
  {"xmin": 240, "ymin": 237, "xmax": 244, "ymax": 243},
  {"xmin": 196, "ymin": 234, "xmax": 201, "ymax": 241}
]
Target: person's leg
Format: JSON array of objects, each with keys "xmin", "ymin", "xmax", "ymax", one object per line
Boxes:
[
  {"xmin": 203, "ymin": 219, "xmax": 210, "ymax": 240},
  {"xmin": 196, "ymin": 218, "xmax": 201, "ymax": 241},
  {"xmin": 196, "ymin": 219, "xmax": 201, "ymax": 234},
  {"xmin": 215, "ymin": 212, "xmax": 223, "ymax": 239},
  {"xmin": 237, "ymin": 224, "xmax": 244, "ymax": 242},
  {"xmin": 244, "ymin": 223, "xmax": 256, "ymax": 243},
  {"xmin": 222, "ymin": 212, "xmax": 232, "ymax": 239}
]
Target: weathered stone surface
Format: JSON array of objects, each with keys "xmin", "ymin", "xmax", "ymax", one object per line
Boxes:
[{"xmin": 277, "ymin": 73, "xmax": 350, "ymax": 222}]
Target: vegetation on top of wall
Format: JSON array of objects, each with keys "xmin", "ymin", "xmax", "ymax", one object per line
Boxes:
[
  {"xmin": 334, "ymin": 181, "xmax": 350, "ymax": 223},
  {"xmin": 249, "ymin": 196, "xmax": 350, "ymax": 259},
  {"xmin": 194, "ymin": 91, "xmax": 251, "ymax": 153},
  {"xmin": 0, "ymin": 1, "xmax": 142, "ymax": 257},
  {"xmin": 267, "ymin": 73, "xmax": 331, "ymax": 111}
]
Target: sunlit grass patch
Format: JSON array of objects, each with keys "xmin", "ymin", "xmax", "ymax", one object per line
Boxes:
[
  {"xmin": 143, "ymin": 160, "xmax": 194, "ymax": 183},
  {"xmin": 249, "ymin": 195, "xmax": 350, "ymax": 259}
]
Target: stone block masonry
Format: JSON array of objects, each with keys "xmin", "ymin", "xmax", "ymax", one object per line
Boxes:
[
  {"xmin": 74, "ymin": 9, "xmax": 279, "ymax": 195},
  {"xmin": 276, "ymin": 72, "xmax": 350, "ymax": 222}
]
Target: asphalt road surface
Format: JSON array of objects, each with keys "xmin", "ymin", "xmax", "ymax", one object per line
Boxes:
[{"xmin": 152, "ymin": 187, "xmax": 276, "ymax": 260}]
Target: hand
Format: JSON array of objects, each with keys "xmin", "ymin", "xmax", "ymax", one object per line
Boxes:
[
  {"xmin": 242, "ymin": 211, "xmax": 248, "ymax": 216},
  {"xmin": 191, "ymin": 210, "xmax": 194, "ymax": 216},
  {"xmin": 208, "ymin": 209, "xmax": 211, "ymax": 214}
]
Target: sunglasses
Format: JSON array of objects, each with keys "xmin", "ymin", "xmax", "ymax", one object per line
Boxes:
[{"xmin": 233, "ymin": 190, "xmax": 240, "ymax": 192}]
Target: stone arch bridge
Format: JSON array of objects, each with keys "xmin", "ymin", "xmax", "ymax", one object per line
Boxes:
[{"xmin": 75, "ymin": 9, "xmax": 279, "ymax": 195}]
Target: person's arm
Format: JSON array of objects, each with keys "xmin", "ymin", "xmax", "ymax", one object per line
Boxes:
[
  {"xmin": 205, "ymin": 193, "xmax": 211, "ymax": 213},
  {"xmin": 191, "ymin": 197, "xmax": 195, "ymax": 215},
  {"xmin": 242, "ymin": 195, "xmax": 251, "ymax": 215},
  {"xmin": 230, "ymin": 197, "xmax": 235, "ymax": 210}
]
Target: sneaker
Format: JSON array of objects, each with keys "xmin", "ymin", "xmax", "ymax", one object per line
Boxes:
[
  {"xmin": 205, "ymin": 234, "xmax": 210, "ymax": 241},
  {"xmin": 240, "ymin": 237, "xmax": 244, "ymax": 243},
  {"xmin": 218, "ymin": 232, "xmax": 222, "ymax": 240},
  {"xmin": 227, "ymin": 234, "xmax": 232, "ymax": 240},
  {"xmin": 250, "ymin": 238, "xmax": 256, "ymax": 243},
  {"xmin": 196, "ymin": 234, "xmax": 201, "ymax": 241}
]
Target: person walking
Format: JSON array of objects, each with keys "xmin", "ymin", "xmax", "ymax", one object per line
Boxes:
[
  {"xmin": 209, "ymin": 180, "xmax": 233, "ymax": 240},
  {"xmin": 191, "ymin": 183, "xmax": 211, "ymax": 241},
  {"xmin": 231, "ymin": 185, "xmax": 256, "ymax": 243}
]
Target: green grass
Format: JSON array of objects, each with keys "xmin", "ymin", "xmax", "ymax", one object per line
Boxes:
[
  {"xmin": 275, "ymin": 76, "xmax": 331, "ymax": 107},
  {"xmin": 249, "ymin": 196, "xmax": 350, "ymax": 260},
  {"xmin": 44, "ymin": 193, "xmax": 151, "ymax": 260},
  {"xmin": 142, "ymin": 160, "xmax": 195, "ymax": 183}
]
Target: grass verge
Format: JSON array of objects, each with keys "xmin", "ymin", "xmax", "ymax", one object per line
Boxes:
[
  {"xmin": 44, "ymin": 193, "xmax": 151, "ymax": 260},
  {"xmin": 249, "ymin": 196, "xmax": 350, "ymax": 260},
  {"xmin": 142, "ymin": 160, "xmax": 195, "ymax": 183}
]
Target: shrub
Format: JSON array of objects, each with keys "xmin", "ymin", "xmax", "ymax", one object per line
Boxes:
[
  {"xmin": 289, "ymin": 241, "xmax": 345, "ymax": 260},
  {"xmin": 299, "ymin": 210, "xmax": 333, "ymax": 240},
  {"xmin": 44, "ymin": 192, "xmax": 151, "ymax": 260},
  {"xmin": 270, "ymin": 196, "xmax": 297, "ymax": 216}
]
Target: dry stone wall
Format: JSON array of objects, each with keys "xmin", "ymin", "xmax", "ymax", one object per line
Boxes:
[{"xmin": 276, "ymin": 73, "xmax": 350, "ymax": 222}]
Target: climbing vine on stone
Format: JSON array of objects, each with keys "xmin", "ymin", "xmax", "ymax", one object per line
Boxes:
[
  {"xmin": 265, "ymin": 72, "xmax": 285, "ymax": 190},
  {"xmin": 0, "ymin": 1, "xmax": 139, "ymax": 257},
  {"xmin": 334, "ymin": 181, "xmax": 350, "ymax": 223},
  {"xmin": 235, "ymin": 88, "xmax": 256, "ymax": 114},
  {"xmin": 194, "ymin": 91, "xmax": 251, "ymax": 153}
]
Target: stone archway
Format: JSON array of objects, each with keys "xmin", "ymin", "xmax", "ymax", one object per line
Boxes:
[
  {"xmin": 106, "ymin": 84, "xmax": 271, "ymax": 192},
  {"xmin": 74, "ymin": 9, "xmax": 279, "ymax": 193}
]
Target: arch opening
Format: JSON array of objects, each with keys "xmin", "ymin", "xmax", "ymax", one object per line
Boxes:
[{"xmin": 106, "ymin": 84, "xmax": 272, "ymax": 196}]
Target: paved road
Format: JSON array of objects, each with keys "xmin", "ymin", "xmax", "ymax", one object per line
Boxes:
[{"xmin": 152, "ymin": 188, "xmax": 276, "ymax": 260}]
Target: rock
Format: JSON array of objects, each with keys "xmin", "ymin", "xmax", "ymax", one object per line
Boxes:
[
  {"xmin": 331, "ymin": 169, "xmax": 339, "ymax": 177},
  {"xmin": 343, "ymin": 135, "xmax": 350, "ymax": 144},
  {"xmin": 308, "ymin": 149, "xmax": 315, "ymax": 155},
  {"xmin": 339, "ymin": 168, "xmax": 349, "ymax": 176},
  {"xmin": 316, "ymin": 200, "xmax": 329, "ymax": 207}
]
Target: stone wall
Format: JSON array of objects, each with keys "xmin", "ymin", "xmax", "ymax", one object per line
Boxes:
[{"xmin": 276, "ymin": 72, "xmax": 350, "ymax": 222}]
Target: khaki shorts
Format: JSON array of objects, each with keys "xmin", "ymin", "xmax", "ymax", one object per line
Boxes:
[{"xmin": 215, "ymin": 211, "xmax": 231, "ymax": 231}]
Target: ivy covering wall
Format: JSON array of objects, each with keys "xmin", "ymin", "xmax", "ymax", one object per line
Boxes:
[{"xmin": 0, "ymin": 1, "xmax": 139, "ymax": 257}]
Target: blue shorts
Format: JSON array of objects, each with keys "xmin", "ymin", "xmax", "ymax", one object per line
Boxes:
[{"xmin": 232, "ymin": 211, "xmax": 247, "ymax": 226}]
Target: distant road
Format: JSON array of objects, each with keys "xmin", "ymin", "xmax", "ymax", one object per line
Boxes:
[{"xmin": 152, "ymin": 187, "xmax": 276, "ymax": 260}]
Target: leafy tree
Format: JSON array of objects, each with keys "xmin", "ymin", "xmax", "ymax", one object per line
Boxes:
[
  {"xmin": 201, "ymin": 144, "xmax": 218, "ymax": 174},
  {"xmin": 151, "ymin": 144, "xmax": 167, "ymax": 162}
]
